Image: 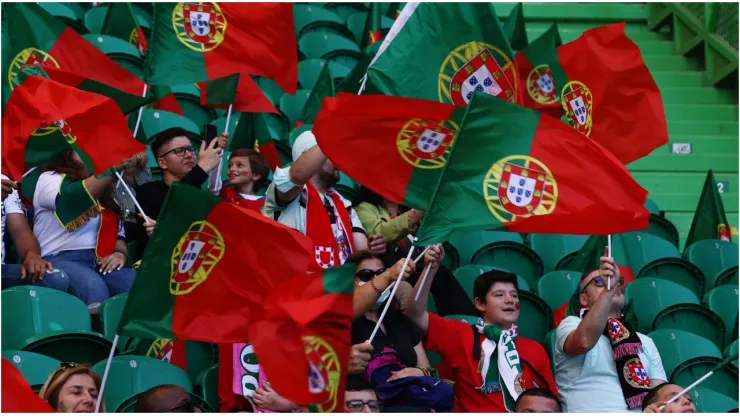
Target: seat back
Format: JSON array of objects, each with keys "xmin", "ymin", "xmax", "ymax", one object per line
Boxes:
[
  {"xmin": 471, "ymin": 241, "xmax": 544, "ymax": 289},
  {"xmin": 322, "ymin": 2, "xmax": 368, "ymax": 22},
  {"xmin": 671, "ymin": 357, "xmax": 739, "ymax": 400},
  {"xmin": 289, "ymin": 124, "xmax": 314, "ymax": 148},
  {"xmin": 1, "ymin": 286, "xmax": 91, "ymax": 351},
  {"xmin": 623, "ymin": 232, "xmax": 681, "ymax": 271},
  {"xmin": 84, "ymin": 5, "xmax": 108, "ymax": 33},
  {"xmin": 195, "ymin": 364, "xmax": 220, "ymax": 413},
  {"xmin": 298, "ymin": 32, "xmax": 361, "ymax": 61},
  {"xmin": 449, "ymin": 230, "xmax": 524, "ymax": 266},
  {"xmin": 637, "ymin": 258, "xmax": 706, "ymax": 298},
  {"xmin": 518, "ymin": 291, "xmax": 553, "ymax": 344},
  {"xmin": 686, "ymin": 240, "xmax": 740, "ymax": 291},
  {"xmin": 645, "ymin": 198, "xmax": 661, "ymax": 215},
  {"xmin": 255, "ymin": 77, "xmax": 286, "ymax": 107},
  {"xmin": 298, "ymin": 59, "xmax": 328, "ymax": 90},
  {"xmin": 645, "ymin": 214, "xmax": 679, "ymax": 247},
  {"xmin": 98, "ymin": 293, "xmax": 128, "ymax": 343},
  {"xmin": 625, "ymin": 278, "xmax": 699, "ymax": 334},
  {"xmin": 536, "ymin": 270, "xmax": 580, "ymax": 311},
  {"xmin": 648, "ymin": 329, "xmax": 721, "ymax": 379},
  {"xmin": 453, "ymin": 265, "xmax": 530, "ymax": 303},
  {"xmin": 529, "ymin": 233, "xmax": 587, "ymax": 273},
  {"xmin": 703, "ymin": 286, "xmax": 739, "ymax": 347},
  {"xmin": 92, "ymin": 355, "xmax": 193, "ymax": 413},
  {"xmin": 1, "ymin": 350, "xmax": 60, "ymax": 391},
  {"xmin": 652, "ymin": 303, "xmax": 726, "ymax": 349},
  {"xmin": 691, "ymin": 387, "xmax": 739, "ymax": 413},
  {"xmin": 279, "ymin": 90, "xmax": 312, "ymax": 127}
]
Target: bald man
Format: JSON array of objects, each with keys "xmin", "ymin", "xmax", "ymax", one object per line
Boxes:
[{"xmin": 135, "ymin": 384, "xmax": 201, "ymax": 413}]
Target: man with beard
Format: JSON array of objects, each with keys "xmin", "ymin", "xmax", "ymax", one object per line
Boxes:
[
  {"xmin": 555, "ymin": 248, "xmax": 666, "ymax": 412},
  {"xmin": 263, "ymin": 130, "xmax": 384, "ymax": 269}
]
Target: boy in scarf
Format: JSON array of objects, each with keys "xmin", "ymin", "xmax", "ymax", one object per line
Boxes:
[
  {"xmin": 405, "ymin": 245, "xmax": 557, "ymax": 412},
  {"xmin": 555, "ymin": 247, "xmax": 667, "ymax": 412}
]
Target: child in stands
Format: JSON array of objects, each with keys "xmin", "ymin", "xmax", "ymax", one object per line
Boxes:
[{"xmin": 219, "ymin": 149, "xmax": 270, "ymax": 212}]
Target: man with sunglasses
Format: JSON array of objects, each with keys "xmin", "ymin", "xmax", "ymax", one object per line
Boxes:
[
  {"xmin": 133, "ymin": 127, "xmax": 227, "ymax": 253},
  {"xmin": 135, "ymin": 384, "xmax": 202, "ymax": 413},
  {"xmin": 555, "ymin": 248, "xmax": 666, "ymax": 412}
]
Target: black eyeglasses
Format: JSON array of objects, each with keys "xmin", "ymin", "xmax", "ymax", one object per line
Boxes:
[
  {"xmin": 355, "ymin": 268, "xmax": 387, "ymax": 282},
  {"xmin": 581, "ymin": 275, "xmax": 624, "ymax": 293},
  {"xmin": 158, "ymin": 398, "xmax": 197, "ymax": 413},
  {"xmin": 346, "ymin": 400, "xmax": 382, "ymax": 412},
  {"xmin": 159, "ymin": 145, "xmax": 195, "ymax": 158}
]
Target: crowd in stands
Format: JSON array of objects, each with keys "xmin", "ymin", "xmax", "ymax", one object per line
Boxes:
[{"xmin": 0, "ymin": 127, "xmax": 730, "ymax": 413}]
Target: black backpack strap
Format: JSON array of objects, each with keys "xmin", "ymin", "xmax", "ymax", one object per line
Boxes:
[{"xmin": 471, "ymin": 325, "xmax": 481, "ymax": 361}]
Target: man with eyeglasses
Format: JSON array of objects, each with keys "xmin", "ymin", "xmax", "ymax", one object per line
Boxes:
[
  {"xmin": 135, "ymin": 384, "xmax": 202, "ymax": 413},
  {"xmin": 345, "ymin": 376, "xmax": 382, "ymax": 413},
  {"xmin": 133, "ymin": 127, "xmax": 227, "ymax": 253},
  {"xmin": 555, "ymin": 248, "xmax": 666, "ymax": 412}
]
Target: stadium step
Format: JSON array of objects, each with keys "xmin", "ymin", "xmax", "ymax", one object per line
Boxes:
[
  {"xmin": 652, "ymin": 72, "xmax": 707, "ymax": 88},
  {"xmin": 496, "ymin": 3, "xmax": 648, "ymax": 22},
  {"xmin": 659, "ymin": 88, "xmax": 738, "ymax": 106},
  {"xmin": 633, "ymin": 172, "xmax": 738, "ymax": 212},
  {"xmin": 663, "ymin": 105, "xmax": 739, "ymax": 121}
]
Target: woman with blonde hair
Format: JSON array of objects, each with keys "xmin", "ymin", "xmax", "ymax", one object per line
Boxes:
[{"xmin": 38, "ymin": 362, "xmax": 104, "ymax": 413}]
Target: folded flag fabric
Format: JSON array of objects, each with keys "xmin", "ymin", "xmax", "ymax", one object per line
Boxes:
[
  {"xmin": 198, "ymin": 72, "xmax": 278, "ymax": 114},
  {"xmin": 146, "ymin": 3, "xmax": 297, "ymax": 94},
  {"xmin": 228, "ymin": 112, "xmax": 288, "ymax": 171},
  {"xmin": 686, "ymin": 170, "xmax": 733, "ymax": 247},
  {"xmin": 533, "ymin": 22, "xmax": 668, "ymax": 164},
  {"xmin": 2, "ymin": 72, "xmax": 145, "ymax": 181},
  {"xmin": 361, "ymin": 3, "xmax": 386, "ymax": 51},
  {"xmin": 503, "ymin": 3, "xmax": 528, "ymax": 51},
  {"xmin": 251, "ymin": 264, "xmax": 354, "ymax": 412},
  {"xmin": 2, "ymin": 358, "xmax": 53, "ymax": 412},
  {"xmin": 365, "ymin": 2, "xmax": 521, "ymax": 106},
  {"xmin": 415, "ymin": 91, "xmax": 651, "ymax": 245},
  {"xmin": 515, "ymin": 24, "xmax": 564, "ymax": 119},
  {"xmin": 298, "ymin": 65, "xmax": 335, "ymax": 124},
  {"xmin": 117, "ymin": 182, "xmax": 313, "ymax": 343},
  {"xmin": 100, "ymin": 2, "xmax": 148, "ymax": 56},
  {"xmin": 313, "ymin": 93, "xmax": 464, "ymax": 211}
]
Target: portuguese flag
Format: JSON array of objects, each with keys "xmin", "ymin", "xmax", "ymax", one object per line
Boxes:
[
  {"xmin": 313, "ymin": 93, "xmax": 463, "ymax": 211},
  {"xmin": 146, "ymin": 3, "xmax": 297, "ymax": 94},
  {"xmin": 2, "ymin": 72, "xmax": 145, "ymax": 182},
  {"xmin": 298, "ymin": 65, "xmax": 335, "ymax": 125},
  {"xmin": 228, "ymin": 112, "xmax": 288, "ymax": 171},
  {"xmin": 504, "ymin": 3, "xmax": 528, "ymax": 51},
  {"xmin": 100, "ymin": 2, "xmax": 148, "ymax": 56},
  {"xmin": 117, "ymin": 182, "xmax": 313, "ymax": 343},
  {"xmin": 414, "ymin": 91, "xmax": 651, "ymax": 245},
  {"xmin": 361, "ymin": 3, "xmax": 385, "ymax": 51},
  {"xmin": 685, "ymin": 170, "xmax": 733, "ymax": 248},
  {"xmin": 530, "ymin": 22, "xmax": 668, "ymax": 164},
  {"xmin": 2, "ymin": 358, "xmax": 54, "ymax": 413},
  {"xmin": 365, "ymin": 2, "xmax": 522, "ymax": 106},
  {"xmin": 251, "ymin": 264, "xmax": 354, "ymax": 413},
  {"xmin": 198, "ymin": 73, "xmax": 277, "ymax": 114},
  {"xmin": 515, "ymin": 24, "xmax": 564, "ymax": 119},
  {"xmin": 2, "ymin": 2, "xmax": 145, "ymax": 107}
]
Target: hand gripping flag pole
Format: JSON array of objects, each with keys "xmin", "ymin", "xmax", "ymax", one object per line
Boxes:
[
  {"xmin": 658, "ymin": 354, "xmax": 738, "ymax": 411},
  {"xmin": 207, "ymin": 104, "xmax": 233, "ymax": 196}
]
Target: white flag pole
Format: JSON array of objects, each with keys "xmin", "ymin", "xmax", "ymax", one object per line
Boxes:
[
  {"xmin": 94, "ymin": 334, "xmax": 119, "ymax": 413},
  {"xmin": 132, "ymin": 84, "xmax": 149, "ymax": 138},
  {"xmin": 114, "ymin": 170, "xmax": 150, "ymax": 224},
  {"xmin": 607, "ymin": 234, "xmax": 613, "ymax": 290},
  {"xmin": 368, "ymin": 244, "xmax": 417, "ymax": 344},
  {"xmin": 414, "ymin": 263, "xmax": 433, "ymax": 301},
  {"xmin": 208, "ymin": 104, "xmax": 233, "ymax": 195}
]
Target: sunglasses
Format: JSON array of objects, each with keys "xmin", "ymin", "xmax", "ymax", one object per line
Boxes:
[
  {"xmin": 581, "ymin": 275, "xmax": 624, "ymax": 293},
  {"xmin": 355, "ymin": 268, "xmax": 387, "ymax": 282},
  {"xmin": 159, "ymin": 145, "xmax": 195, "ymax": 158},
  {"xmin": 158, "ymin": 398, "xmax": 197, "ymax": 413},
  {"xmin": 346, "ymin": 400, "xmax": 382, "ymax": 412}
]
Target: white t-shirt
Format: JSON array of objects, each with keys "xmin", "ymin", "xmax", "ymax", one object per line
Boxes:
[
  {"xmin": 555, "ymin": 315, "xmax": 667, "ymax": 412},
  {"xmin": 263, "ymin": 167, "xmax": 365, "ymax": 265},
  {"xmin": 1, "ymin": 174, "xmax": 24, "ymax": 264},
  {"xmin": 33, "ymin": 172, "xmax": 124, "ymax": 258}
]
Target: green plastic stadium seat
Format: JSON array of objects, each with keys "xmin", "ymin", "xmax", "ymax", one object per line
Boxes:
[
  {"xmin": 691, "ymin": 387, "xmax": 739, "ymax": 413},
  {"xmin": 518, "ymin": 291, "xmax": 553, "ymax": 344},
  {"xmin": 1, "ymin": 350, "xmax": 60, "ymax": 391},
  {"xmin": 671, "ymin": 357, "xmax": 739, "ymax": 400},
  {"xmin": 279, "ymin": 89, "xmax": 312, "ymax": 128},
  {"xmin": 323, "ymin": 2, "xmax": 368, "ymax": 23},
  {"xmin": 625, "ymin": 232, "xmax": 705, "ymax": 297},
  {"xmin": 544, "ymin": 329, "xmax": 557, "ymax": 373},
  {"xmin": 471, "ymin": 240, "xmax": 544, "ymax": 289},
  {"xmin": 652, "ymin": 303, "xmax": 726, "ymax": 349},
  {"xmin": 255, "ymin": 77, "xmax": 286, "ymax": 107},
  {"xmin": 98, "ymin": 293, "xmax": 128, "ymax": 345},
  {"xmin": 84, "ymin": 6, "xmax": 107, "ymax": 33},
  {"xmin": 345, "ymin": 11, "xmax": 394, "ymax": 45},
  {"xmin": 298, "ymin": 59, "xmax": 329, "ymax": 90},
  {"xmin": 299, "ymin": 32, "xmax": 363, "ymax": 69},
  {"xmin": 59, "ymin": 2, "xmax": 89, "ymax": 20},
  {"xmin": 195, "ymin": 364, "xmax": 220, "ymax": 414},
  {"xmin": 39, "ymin": 3, "xmax": 88, "ymax": 34},
  {"xmin": 648, "ymin": 329, "xmax": 721, "ymax": 379},
  {"xmin": 529, "ymin": 233, "xmax": 587, "ymax": 272},
  {"xmin": 645, "ymin": 214, "xmax": 679, "ymax": 247},
  {"xmin": 686, "ymin": 240, "xmax": 740, "ymax": 292},
  {"xmin": 441, "ymin": 242, "xmax": 461, "ymax": 271},
  {"xmin": 289, "ymin": 124, "xmax": 314, "ymax": 148},
  {"xmin": 208, "ymin": 115, "xmax": 241, "ymax": 138},
  {"xmin": 260, "ymin": 113, "xmax": 290, "ymax": 142},
  {"xmin": 23, "ymin": 330, "xmax": 114, "ymax": 365},
  {"xmin": 716, "ymin": 268, "xmax": 739, "ymax": 288},
  {"xmin": 536, "ymin": 271, "xmax": 580, "ymax": 311},
  {"xmin": 335, "ymin": 172, "xmax": 359, "ymax": 201},
  {"xmin": 726, "ymin": 339, "xmax": 739, "ymax": 359},
  {"xmin": 449, "ymin": 230, "xmax": 524, "ymax": 266},
  {"xmin": 703, "ymin": 286, "xmax": 739, "ymax": 347},
  {"xmin": 82, "ymin": 34, "xmax": 143, "ymax": 77},
  {"xmin": 624, "ymin": 278, "xmax": 700, "ymax": 334},
  {"xmin": 130, "ymin": 109, "xmax": 201, "ymax": 144},
  {"xmin": 645, "ymin": 198, "xmax": 661, "ymax": 215},
  {"xmin": 453, "ymin": 265, "xmax": 530, "ymax": 302},
  {"xmin": 170, "ymin": 89, "xmax": 215, "ymax": 132},
  {"xmin": 92, "ymin": 355, "xmax": 193, "ymax": 413},
  {"xmin": 294, "ymin": 4, "xmax": 354, "ymax": 40}
]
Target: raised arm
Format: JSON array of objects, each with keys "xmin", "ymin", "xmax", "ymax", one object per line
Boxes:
[
  {"xmin": 353, "ymin": 258, "xmax": 415, "ymax": 318},
  {"xmin": 405, "ymin": 245, "xmax": 444, "ymax": 334}
]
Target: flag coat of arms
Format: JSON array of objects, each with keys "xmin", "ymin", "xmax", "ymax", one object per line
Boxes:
[
  {"xmin": 415, "ymin": 91, "xmax": 651, "ymax": 246},
  {"xmin": 515, "ymin": 24, "xmax": 564, "ymax": 119},
  {"xmin": 364, "ymin": 2, "xmax": 521, "ymax": 106}
]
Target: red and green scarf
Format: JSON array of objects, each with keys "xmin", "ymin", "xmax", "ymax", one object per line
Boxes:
[{"xmin": 303, "ymin": 182, "xmax": 354, "ymax": 270}]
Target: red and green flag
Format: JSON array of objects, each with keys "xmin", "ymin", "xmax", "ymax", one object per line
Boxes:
[
  {"xmin": 100, "ymin": 2, "xmax": 148, "ymax": 56},
  {"xmin": 313, "ymin": 93, "xmax": 463, "ymax": 211},
  {"xmin": 298, "ymin": 65, "xmax": 335, "ymax": 125},
  {"xmin": 414, "ymin": 91, "xmax": 651, "ymax": 245},
  {"xmin": 2, "ymin": 2, "xmax": 146, "ymax": 106},
  {"xmin": 361, "ymin": 3, "xmax": 385, "ymax": 50},
  {"xmin": 2, "ymin": 358, "xmax": 54, "ymax": 413},
  {"xmin": 515, "ymin": 24, "xmax": 564, "ymax": 119},
  {"xmin": 251, "ymin": 264, "xmax": 354, "ymax": 413},
  {"xmin": 117, "ymin": 182, "xmax": 313, "ymax": 343},
  {"xmin": 2, "ymin": 72, "xmax": 145, "ymax": 182},
  {"xmin": 530, "ymin": 22, "xmax": 668, "ymax": 164},
  {"xmin": 198, "ymin": 72, "xmax": 278, "ymax": 114},
  {"xmin": 365, "ymin": 2, "xmax": 522, "ymax": 106},
  {"xmin": 386, "ymin": 2, "xmax": 404, "ymax": 19},
  {"xmin": 228, "ymin": 112, "xmax": 289, "ymax": 171},
  {"xmin": 686, "ymin": 170, "xmax": 733, "ymax": 248},
  {"xmin": 146, "ymin": 3, "xmax": 297, "ymax": 96},
  {"xmin": 503, "ymin": 3, "xmax": 528, "ymax": 51}
]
